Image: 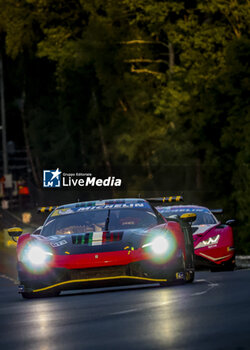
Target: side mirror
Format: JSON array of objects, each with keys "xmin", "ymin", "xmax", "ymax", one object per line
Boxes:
[
  {"xmin": 226, "ymin": 219, "xmax": 236, "ymax": 226},
  {"xmin": 8, "ymin": 227, "xmax": 23, "ymax": 242},
  {"xmin": 180, "ymin": 213, "xmax": 197, "ymax": 223}
]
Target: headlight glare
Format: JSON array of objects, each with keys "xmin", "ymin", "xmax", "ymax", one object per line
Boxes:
[
  {"xmin": 27, "ymin": 246, "xmax": 53, "ymax": 266},
  {"xmin": 142, "ymin": 229, "xmax": 177, "ymax": 263},
  {"xmin": 151, "ymin": 236, "xmax": 169, "ymax": 255}
]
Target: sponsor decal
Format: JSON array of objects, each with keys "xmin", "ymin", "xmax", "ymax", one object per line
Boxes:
[
  {"xmin": 47, "ymin": 235, "xmax": 66, "ymax": 241},
  {"xmin": 58, "ymin": 208, "xmax": 74, "ymax": 215},
  {"xmin": 50, "ymin": 240, "xmax": 68, "ymax": 248},
  {"xmin": 18, "ymin": 285, "xmax": 25, "ymax": 293},
  {"xmin": 51, "ymin": 202, "xmax": 148, "ymax": 216},
  {"xmin": 160, "ymin": 207, "xmax": 210, "ymax": 213},
  {"xmin": 176, "ymin": 272, "xmax": 185, "ymax": 280},
  {"xmin": 43, "ymin": 169, "xmax": 122, "ymax": 188}
]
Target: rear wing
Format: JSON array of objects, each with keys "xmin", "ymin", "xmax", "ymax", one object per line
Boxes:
[
  {"xmin": 37, "ymin": 206, "xmax": 58, "ymax": 213},
  {"xmin": 37, "ymin": 197, "xmax": 184, "ymax": 212},
  {"xmin": 146, "ymin": 196, "xmax": 183, "ymax": 204},
  {"xmin": 210, "ymin": 209, "xmax": 223, "ymax": 214}
]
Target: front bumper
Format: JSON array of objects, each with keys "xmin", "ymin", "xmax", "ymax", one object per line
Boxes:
[
  {"xmin": 194, "ymin": 252, "xmax": 235, "ymax": 269},
  {"xmin": 18, "ymin": 253, "xmax": 183, "ymax": 293}
]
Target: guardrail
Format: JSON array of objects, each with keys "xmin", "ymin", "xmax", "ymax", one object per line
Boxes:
[{"xmin": 236, "ymin": 255, "xmax": 250, "ymax": 268}]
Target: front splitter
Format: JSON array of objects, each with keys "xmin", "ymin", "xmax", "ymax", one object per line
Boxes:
[{"xmin": 31, "ymin": 275, "xmax": 167, "ymax": 293}]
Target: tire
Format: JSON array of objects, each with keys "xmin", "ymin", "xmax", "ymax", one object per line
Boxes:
[
  {"xmin": 160, "ymin": 251, "xmax": 187, "ymax": 287},
  {"xmin": 211, "ymin": 264, "xmax": 235, "ymax": 272},
  {"xmin": 21, "ymin": 290, "xmax": 60, "ymax": 299},
  {"xmin": 224, "ymin": 263, "xmax": 235, "ymax": 271},
  {"xmin": 186, "ymin": 270, "xmax": 195, "ymax": 283}
]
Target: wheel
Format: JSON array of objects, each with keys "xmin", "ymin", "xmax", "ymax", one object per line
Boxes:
[
  {"xmin": 186, "ymin": 270, "xmax": 195, "ymax": 283},
  {"xmin": 211, "ymin": 264, "xmax": 235, "ymax": 272},
  {"xmin": 160, "ymin": 251, "xmax": 187, "ymax": 287},
  {"xmin": 21, "ymin": 290, "xmax": 60, "ymax": 299},
  {"xmin": 224, "ymin": 263, "xmax": 235, "ymax": 271}
]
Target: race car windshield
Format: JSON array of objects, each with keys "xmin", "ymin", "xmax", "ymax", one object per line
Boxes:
[
  {"xmin": 41, "ymin": 208, "xmax": 160, "ymax": 236},
  {"xmin": 160, "ymin": 210, "xmax": 217, "ymax": 225}
]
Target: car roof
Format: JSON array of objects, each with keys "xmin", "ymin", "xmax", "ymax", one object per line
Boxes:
[{"xmin": 57, "ymin": 198, "xmax": 148, "ymax": 210}]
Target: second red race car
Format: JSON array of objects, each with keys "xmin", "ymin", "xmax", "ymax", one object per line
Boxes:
[{"xmin": 157, "ymin": 204, "xmax": 235, "ymax": 271}]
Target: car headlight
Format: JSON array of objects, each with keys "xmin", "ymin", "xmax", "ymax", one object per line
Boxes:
[
  {"xmin": 151, "ymin": 236, "xmax": 169, "ymax": 255},
  {"xmin": 195, "ymin": 234, "xmax": 220, "ymax": 249},
  {"xmin": 143, "ymin": 236, "xmax": 170, "ymax": 255},
  {"xmin": 26, "ymin": 246, "xmax": 53, "ymax": 266}
]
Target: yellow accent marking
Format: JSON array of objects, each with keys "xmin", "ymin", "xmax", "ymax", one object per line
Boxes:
[
  {"xmin": 124, "ymin": 246, "xmax": 129, "ymax": 250},
  {"xmin": 33, "ymin": 276, "xmax": 168, "ymax": 292},
  {"xmin": 128, "ymin": 251, "xmax": 131, "ymax": 255},
  {"xmin": 65, "ymin": 251, "xmax": 70, "ymax": 255},
  {"xmin": 181, "ymin": 213, "xmax": 196, "ymax": 219},
  {"xmin": 8, "ymin": 227, "xmax": 23, "ymax": 234}
]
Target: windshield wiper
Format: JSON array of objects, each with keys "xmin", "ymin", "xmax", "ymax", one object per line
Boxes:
[{"xmin": 105, "ymin": 209, "xmax": 111, "ymax": 231}]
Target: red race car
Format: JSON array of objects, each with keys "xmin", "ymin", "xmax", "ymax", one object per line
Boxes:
[
  {"xmin": 8, "ymin": 198, "xmax": 195, "ymax": 298},
  {"xmin": 157, "ymin": 204, "xmax": 235, "ymax": 271}
]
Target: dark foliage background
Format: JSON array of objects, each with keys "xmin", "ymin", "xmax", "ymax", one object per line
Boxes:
[{"xmin": 0, "ymin": 0, "xmax": 249, "ymax": 252}]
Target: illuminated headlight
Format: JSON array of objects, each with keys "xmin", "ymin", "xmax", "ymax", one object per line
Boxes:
[
  {"xmin": 143, "ymin": 236, "xmax": 169, "ymax": 255},
  {"xmin": 27, "ymin": 246, "xmax": 53, "ymax": 266},
  {"xmin": 151, "ymin": 236, "xmax": 169, "ymax": 255},
  {"xmin": 195, "ymin": 234, "xmax": 220, "ymax": 249}
]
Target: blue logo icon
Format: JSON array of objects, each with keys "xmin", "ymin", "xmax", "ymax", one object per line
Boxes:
[{"xmin": 43, "ymin": 169, "xmax": 61, "ymax": 188}]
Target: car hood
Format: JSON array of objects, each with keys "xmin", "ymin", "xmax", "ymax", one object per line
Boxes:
[
  {"xmin": 192, "ymin": 223, "xmax": 221, "ymax": 246},
  {"xmin": 35, "ymin": 229, "xmax": 149, "ymax": 254},
  {"xmin": 192, "ymin": 223, "xmax": 218, "ymax": 235}
]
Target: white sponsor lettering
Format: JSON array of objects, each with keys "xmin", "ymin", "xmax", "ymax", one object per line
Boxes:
[{"xmin": 71, "ymin": 203, "xmax": 148, "ymax": 212}]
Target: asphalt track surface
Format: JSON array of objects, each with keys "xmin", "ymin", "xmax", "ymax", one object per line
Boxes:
[{"xmin": 0, "ymin": 270, "xmax": 250, "ymax": 350}]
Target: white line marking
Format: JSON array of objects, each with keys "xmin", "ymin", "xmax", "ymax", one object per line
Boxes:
[
  {"xmin": 0, "ymin": 274, "xmax": 18, "ymax": 284},
  {"xmin": 108, "ymin": 279, "xmax": 219, "ymax": 316},
  {"xmin": 110, "ymin": 308, "xmax": 138, "ymax": 315},
  {"xmin": 194, "ymin": 279, "xmax": 206, "ymax": 283},
  {"xmin": 191, "ymin": 281, "xmax": 218, "ymax": 296}
]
